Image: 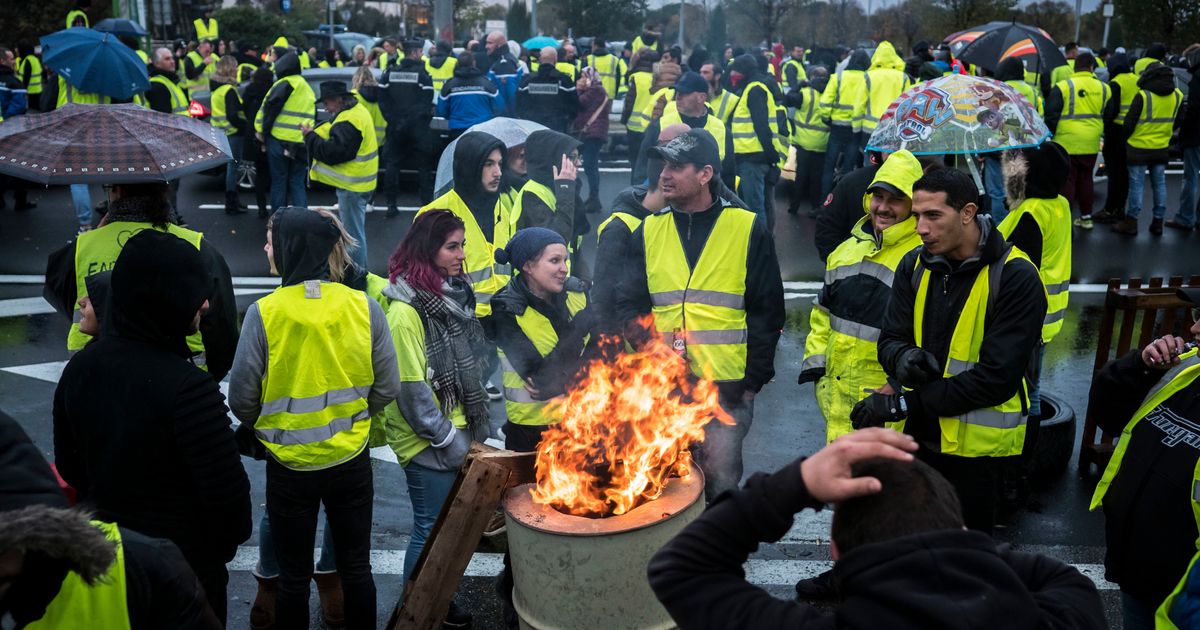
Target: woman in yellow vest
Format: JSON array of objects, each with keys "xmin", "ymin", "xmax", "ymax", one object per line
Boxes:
[
  {"xmin": 487, "ymin": 227, "xmax": 593, "ymax": 452},
  {"xmin": 227, "ymin": 207, "xmax": 401, "ymax": 630},
  {"xmin": 210, "ymin": 56, "xmax": 249, "ymax": 215},
  {"xmin": 372, "ymin": 210, "xmax": 489, "ymax": 626}
]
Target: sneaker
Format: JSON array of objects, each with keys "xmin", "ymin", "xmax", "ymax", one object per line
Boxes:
[
  {"xmin": 1073, "ymin": 217, "xmax": 1093, "ymax": 230},
  {"xmin": 1150, "ymin": 218, "xmax": 1164, "ymax": 235},
  {"xmin": 1092, "ymin": 209, "xmax": 1123, "ymax": 224},
  {"xmin": 1165, "ymin": 219, "xmax": 1193, "ymax": 231},
  {"xmin": 485, "ymin": 382, "xmax": 503, "ymax": 401},
  {"xmin": 1111, "ymin": 217, "xmax": 1138, "ymax": 235},
  {"xmin": 443, "ymin": 599, "xmax": 473, "ymax": 629},
  {"xmin": 794, "ymin": 568, "xmax": 838, "ymax": 601}
]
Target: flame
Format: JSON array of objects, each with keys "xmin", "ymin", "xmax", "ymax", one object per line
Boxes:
[{"xmin": 530, "ymin": 317, "xmax": 733, "ymax": 518}]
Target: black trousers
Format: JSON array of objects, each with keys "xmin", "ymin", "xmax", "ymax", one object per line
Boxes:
[
  {"xmin": 918, "ymin": 449, "xmax": 1011, "ymax": 536},
  {"xmin": 385, "ymin": 123, "xmax": 434, "ymax": 205},
  {"xmin": 177, "ymin": 545, "xmax": 231, "ymax": 626},
  {"xmin": 266, "ymin": 450, "xmax": 375, "ymax": 630},
  {"xmin": 1103, "ymin": 124, "xmax": 1129, "ymax": 214},
  {"xmin": 789, "ymin": 147, "xmax": 826, "ymax": 213},
  {"xmin": 627, "ymin": 130, "xmax": 645, "ymax": 184}
]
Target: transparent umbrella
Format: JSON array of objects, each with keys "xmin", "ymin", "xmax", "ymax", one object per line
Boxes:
[{"xmin": 434, "ymin": 118, "xmax": 548, "ymax": 196}]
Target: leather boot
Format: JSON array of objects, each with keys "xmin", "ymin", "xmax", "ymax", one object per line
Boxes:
[
  {"xmin": 313, "ymin": 570, "xmax": 346, "ymax": 627},
  {"xmin": 225, "ymin": 191, "xmax": 248, "ymax": 215},
  {"xmin": 249, "ymin": 574, "xmax": 277, "ymax": 630}
]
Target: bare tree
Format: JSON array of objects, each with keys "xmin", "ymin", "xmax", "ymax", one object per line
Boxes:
[{"xmin": 727, "ymin": 0, "xmax": 809, "ymax": 44}]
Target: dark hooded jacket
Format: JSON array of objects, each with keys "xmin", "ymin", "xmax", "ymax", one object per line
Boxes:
[
  {"xmin": 514, "ymin": 130, "xmax": 584, "ymax": 248},
  {"xmin": 904, "ymin": 40, "xmax": 935, "ymax": 79},
  {"xmin": 1002, "ymin": 141, "xmax": 1070, "ymax": 267},
  {"xmin": 487, "ymin": 276, "xmax": 594, "ymax": 399},
  {"xmin": 815, "ymin": 161, "xmax": 881, "ymax": 261},
  {"xmin": 380, "ymin": 56, "xmax": 435, "ymax": 122},
  {"xmin": 454, "ymin": 131, "xmax": 506, "ymax": 243},
  {"xmin": 53, "ymin": 230, "xmax": 252, "ymax": 574},
  {"xmin": 1, "ymin": 413, "xmax": 221, "ymax": 630},
  {"xmin": 731, "ymin": 54, "xmax": 777, "ymax": 164},
  {"xmin": 304, "ymin": 95, "xmax": 365, "ymax": 168},
  {"xmin": 593, "ymin": 189, "xmax": 656, "ymax": 324},
  {"xmin": 259, "ymin": 52, "xmax": 306, "ymax": 143},
  {"xmin": 1124, "ymin": 63, "xmax": 1183, "ymax": 164},
  {"xmin": 648, "ymin": 456, "xmax": 1107, "ymax": 630},
  {"xmin": 878, "ymin": 216, "xmax": 1046, "ymax": 451},
  {"xmin": 1181, "ymin": 50, "xmax": 1200, "ymax": 149}
]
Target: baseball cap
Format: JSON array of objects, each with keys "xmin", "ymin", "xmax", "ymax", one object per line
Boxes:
[
  {"xmin": 674, "ymin": 71, "xmax": 708, "ymax": 95},
  {"xmin": 866, "ymin": 150, "xmax": 922, "ymax": 201},
  {"xmin": 649, "ymin": 128, "xmax": 721, "ymax": 173}
]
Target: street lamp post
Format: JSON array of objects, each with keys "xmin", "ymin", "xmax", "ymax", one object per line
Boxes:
[
  {"xmin": 678, "ymin": 0, "xmax": 685, "ymax": 49},
  {"xmin": 1102, "ymin": 2, "xmax": 1114, "ymax": 48},
  {"xmin": 531, "ymin": 0, "xmax": 539, "ymax": 35}
]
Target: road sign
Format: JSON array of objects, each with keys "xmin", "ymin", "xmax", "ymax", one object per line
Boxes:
[{"xmin": 281, "ymin": 0, "xmax": 291, "ymax": 12}]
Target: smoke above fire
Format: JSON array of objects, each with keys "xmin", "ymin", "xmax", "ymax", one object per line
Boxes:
[{"xmin": 530, "ymin": 319, "xmax": 733, "ymax": 518}]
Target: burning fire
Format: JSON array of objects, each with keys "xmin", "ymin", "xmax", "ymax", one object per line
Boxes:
[{"xmin": 530, "ymin": 319, "xmax": 733, "ymax": 517}]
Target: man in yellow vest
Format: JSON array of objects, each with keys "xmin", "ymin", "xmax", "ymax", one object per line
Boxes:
[
  {"xmin": 820, "ymin": 49, "xmax": 870, "ymax": 197},
  {"xmin": 1086, "ymin": 287, "xmax": 1200, "ymax": 630},
  {"xmin": 424, "ymin": 40, "xmax": 458, "ymax": 94},
  {"xmin": 65, "ymin": 0, "xmax": 90, "ymax": 28},
  {"xmin": 588, "ymin": 37, "xmax": 626, "ymax": 100},
  {"xmin": 16, "ymin": 42, "xmax": 42, "ymax": 111},
  {"xmin": 858, "ymin": 168, "xmax": 1046, "ymax": 535},
  {"xmin": 302, "ymin": 82, "xmax": 379, "ymax": 270},
  {"xmin": 1112, "ymin": 62, "xmax": 1184, "ymax": 236},
  {"xmin": 1044, "ymin": 52, "xmax": 1108, "ymax": 229},
  {"xmin": 617, "ymin": 128, "xmax": 785, "ymax": 501},
  {"xmin": 228, "ymin": 207, "xmax": 401, "ymax": 630},
  {"xmin": 147, "ymin": 48, "xmax": 189, "ymax": 114},
  {"xmin": 730, "ymin": 53, "xmax": 786, "ymax": 228},
  {"xmin": 634, "ymin": 72, "xmax": 735, "ymax": 191},
  {"xmin": 181, "ymin": 39, "xmax": 217, "ymax": 95},
  {"xmin": 784, "ymin": 66, "xmax": 829, "ymax": 215},
  {"xmin": 700, "ymin": 60, "xmax": 738, "ymax": 124},
  {"xmin": 255, "ymin": 51, "xmax": 315, "ymax": 211},
  {"xmin": 622, "ymin": 49, "xmax": 658, "ymax": 181},
  {"xmin": 780, "ymin": 45, "xmax": 807, "ymax": 91},
  {"xmin": 1095, "ymin": 52, "xmax": 1138, "ymax": 225},
  {"xmin": 194, "ymin": 6, "xmax": 218, "ymax": 43},
  {"xmin": 377, "ymin": 38, "xmax": 398, "ymax": 70},
  {"xmin": 631, "ymin": 23, "xmax": 663, "ymax": 55},
  {"xmin": 1049, "ymin": 42, "xmax": 1078, "ymax": 87}
]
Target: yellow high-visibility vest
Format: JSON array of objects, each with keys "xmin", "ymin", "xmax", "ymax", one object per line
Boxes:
[
  {"xmin": 309, "ymin": 102, "xmax": 379, "ymax": 193},
  {"xmin": 709, "ymin": 89, "xmax": 739, "ymax": 123},
  {"xmin": 596, "ymin": 211, "xmax": 642, "ymax": 244},
  {"xmin": 501, "ymin": 288, "xmax": 588, "ymax": 425},
  {"xmin": 1111, "ymin": 72, "xmax": 1140, "ymax": 125},
  {"xmin": 149, "ymin": 74, "xmax": 189, "ymax": 115},
  {"xmin": 791, "ymin": 86, "xmax": 829, "ymax": 152},
  {"xmin": 644, "ymin": 205, "xmax": 754, "ymax": 382},
  {"xmin": 353, "ymin": 89, "xmax": 386, "ymax": 147},
  {"xmin": 26, "ymin": 521, "xmax": 130, "ymax": 630},
  {"xmin": 1005, "ymin": 79, "xmax": 1042, "ymax": 115},
  {"xmin": 625, "ymin": 71, "xmax": 654, "ymax": 133},
  {"xmin": 590, "ymin": 54, "xmax": 624, "ymax": 100},
  {"xmin": 781, "ymin": 58, "xmax": 807, "ymax": 91},
  {"xmin": 1052, "ymin": 72, "xmax": 1110, "ymax": 155},
  {"xmin": 19, "ymin": 55, "xmax": 43, "ymax": 95},
  {"xmin": 209, "ymin": 83, "xmax": 240, "ymax": 134},
  {"xmin": 417, "ymin": 190, "xmax": 506, "ymax": 317},
  {"xmin": 631, "ymin": 36, "xmax": 657, "ymax": 55},
  {"xmin": 193, "ymin": 17, "xmax": 218, "ymax": 42},
  {"xmin": 425, "ymin": 56, "xmax": 457, "ymax": 94},
  {"xmin": 254, "ymin": 282, "xmax": 374, "ymax": 470},
  {"xmin": 56, "ymin": 77, "xmax": 111, "ymax": 107},
  {"xmin": 1127, "ymin": 88, "xmax": 1183, "ymax": 151},
  {"xmin": 912, "ymin": 245, "xmax": 1039, "ymax": 457},
  {"xmin": 730, "ymin": 80, "xmax": 786, "ymax": 159},
  {"xmin": 997, "ymin": 196, "xmax": 1072, "ymax": 343},
  {"xmin": 660, "ymin": 104, "xmax": 727, "ymax": 160},
  {"xmin": 65, "ymin": 9, "xmax": 89, "ymax": 28},
  {"xmin": 821, "ymin": 68, "xmax": 867, "ymax": 130},
  {"xmin": 862, "ymin": 68, "xmax": 909, "ymax": 134},
  {"xmin": 1158, "ymin": 543, "xmax": 1200, "ymax": 629},
  {"xmin": 182, "ymin": 51, "xmax": 217, "ymax": 94},
  {"xmin": 254, "ymin": 74, "xmax": 315, "ymax": 143}
]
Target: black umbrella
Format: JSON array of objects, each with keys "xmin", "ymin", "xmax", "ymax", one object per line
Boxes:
[
  {"xmin": 945, "ymin": 21, "xmax": 1067, "ymax": 76},
  {"xmin": 93, "ymin": 18, "xmax": 149, "ymax": 38},
  {"xmin": 0, "ymin": 104, "xmax": 231, "ymax": 185}
]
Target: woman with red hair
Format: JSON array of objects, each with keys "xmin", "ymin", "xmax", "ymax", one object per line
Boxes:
[{"xmin": 374, "ymin": 209, "xmax": 490, "ymax": 626}]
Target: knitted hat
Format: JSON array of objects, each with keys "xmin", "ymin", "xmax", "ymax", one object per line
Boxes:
[{"xmin": 495, "ymin": 227, "xmax": 567, "ymax": 273}]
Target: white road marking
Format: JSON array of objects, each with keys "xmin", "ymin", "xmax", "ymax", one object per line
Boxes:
[
  {"xmin": 599, "ymin": 167, "xmax": 632, "ymax": 173},
  {"xmin": 784, "ymin": 293, "xmax": 816, "ymax": 301},
  {"xmin": 783, "ymin": 281, "xmax": 1114, "ymax": 294},
  {"xmin": 226, "ymin": 545, "xmax": 1118, "ymax": 589},
  {"xmin": 0, "ymin": 289, "xmax": 270, "ymax": 318},
  {"xmin": 1, "ymin": 360, "xmax": 68, "ymax": 383},
  {"xmin": 0, "ymin": 275, "xmax": 281, "ymax": 286}
]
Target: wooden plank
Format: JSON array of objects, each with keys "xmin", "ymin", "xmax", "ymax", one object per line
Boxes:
[
  {"xmin": 389, "ymin": 455, "xmax": 512, "ymax": 630},
  {"xmin": 475, "ymin": 450, "xmax": 537, "ymax": 488}
]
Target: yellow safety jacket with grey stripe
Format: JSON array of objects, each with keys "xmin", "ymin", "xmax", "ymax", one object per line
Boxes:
[
  {"xmin": 308, "ymin": 102, "xmax": 378, "ymax": 193},
  {"xmin": 731, "ymin": 80, "xmax": 786, "ymax": 159},
  {"xmin": 1111, "ymin": 72, "xmax": 1140, "ymax": 125},
  {"xmin": 508, "ymin": 179, "xmax": 582, "ymax": 256},
  {"xmin": 1052, "ymin": 72, "xmax": 1109, "ymax": 155},
  {"xmin": 626, "ymin": 71, "xmax": 654, "ymax": 133},
  {"xmin": 805, "ymin": 215, "xmax": 921, "ymax": 442},
  {"xmin": 862, "ymin": 67, "xmax": 910, "ymax": 134},
  {"xmin": 70, "ymin": 223, "xmax": 205, "ymax": 364},
  {"xmin": 425, "ymin": 56, "xmax": 458, "ymax": 94},
  {"xmin": 590, "ymin": 53, "xmax": 625, "ymax": 100},
  {"xmin": 790, "ymin": 86, "xmax": 829, "ymax": 152},
  {"xmin": 255, "ymin": 74, "xmax": 315, "ymax": 143},
  {"xmin": 254, "ymin": 281, "xmax": 374, "ymax": 470},
  {"xmin": 352, "ymin": 89, "xmax": 386, "ymax": 147},
  {"xmin": 26, "ymin": 521, "xmax": 130, "ymax": 630},
  {"xmin": 781, "ymin": 58, "xmax": 807, "ymax": 91},
  {"xmin": 639, "ymin": 87, "xmax": 674, "ymax": 131},
  {"xmin": 501, "ymin": 286, "xmax": 588, "ymax": 425},
  {"xmin": 182, "ymin": 51, "xmax": 217, "ymax": 94},
  {"xmin": 1128, "ymin": 88, "xmax": 1183, "ymax": 151},
  {"xmin": 709, "ymin": 89, "xmax": 739, "ymax": 124},
  {"xmin": 57, "ymin": 77, "xmax": 112, "ymax": 107},
  {"xmin": 820, "ymin": 68, "xmax": 867, "ymax": 131},
  {"xmin": 1090, "ymin": 350, "xmax": 1200, "ymax": 627},
  {"xmin": 997, "ymin": 196, "xmax": 1071, "ymax": 343},
  {"xmin": 913, "ymin": 245, "xmax": 1036, "ymax": 457},
  {"xmin": 149, "ymin": 75, "xmax": 189, "ymax": 115},
  {"xmin": 659, "ymin": 102, "xmax": 726, "ymax": 160},
  {"xmin": 194, "ymin": 18, "xmax": 218, "ymax": 41},
  {"xmin": 418, "ymin": 190, "xmax": 505, "ymax": 317},
  {"xmin": 19, "ymin": 55, "xmax": 43, "ymax": 95},
  {"xmin": 644, "ymin": 204, "xmax": 754, "ymax": 382},
  {"xmin": 210, "ymin": 83, "xmax": 240, "ymax": 135},
  {"xmin": 66, "ymin": 9, "xmax": 89, "ymax": 28}
]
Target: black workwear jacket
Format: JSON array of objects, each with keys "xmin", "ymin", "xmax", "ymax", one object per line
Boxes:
[
  {"xmin": 517, "ymin": 64, "xmax": 578, "ymax": 133},
  {"xmin": 486, "ymin": 276, "xmax": 593, "ymax": 399},
  {"xmin": 814, "ymin": 163, "xmax": 880, "ymax": 261},
  {"xmin": 381, "ymin": 57, "xmax": 435, "ymax": 123},
  {"xmin": 303, "ymin": 96, "xmax": 364, "ymax": 167}
]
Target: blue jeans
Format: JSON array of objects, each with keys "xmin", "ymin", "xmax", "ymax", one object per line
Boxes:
[
  {"xmin": 1126, "ymin": 163, "xmax": 1168, "ymax": 219},
  {"xmin": 401, "ymin": 461, "xmax": 459, "ymax": 584},
  {"xmin": 1120, "ymin": 590, "xmax": 1157, "ymax": 630},
  {"xmin": 1176, "ymin": 146, "xmax": 1200, "ymax": 227},
  {"xmin": 737, "ymin": 161, "xmax": 769, "ymax": 226},
  {"xmin": 336, "ymin": 188, "xmax": 371, "ymax": 271},
  {"xmin": 70, "ymin": 184, "xmax": 92, "ymax": 227},
  {"xmin": 1027, "ymin": 342, "xmax": 1045, "ymax": 417},
  {"xmin": 984, "ymin": 154, "xmax": 1008, "ymax": 224},
  {"xmin": 267, "ymin": 137, "xmax": 307, "ymax": 211},
  {"xmin": 581, "ymin": 137, "xmax": 603, "ymax": 200},
  {"xmin": 224, "ymin": 135, "xmax": 244, "ymax": 194},
  {"xmin": 821, "ymin": 126, "xmax": 856, "ymax": 197},
  {"xmin": 694, "ymin": 395, "xmax": 754, "ymax": 502},
  {"xmin": 256, "ymin": 512, "xmax": 337, "ymax": 578}
]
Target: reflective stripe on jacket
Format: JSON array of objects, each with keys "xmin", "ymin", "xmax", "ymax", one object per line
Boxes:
[
  {"xmin": 791, "ymin": 86, "xmax": 829, "ymax": 152},
  {"xmin": 1053, "ymin": 73, "xmax": 1110, "ymax": 155},
  {"xmin": 660, "ymin": 104, "xmax": 727, "ymax": 160},
  {"xmin": 502, "ymin": 290, "xmax": 588, "ymax": 425},
  {"xmin": 210, "ymin": 83, "xmax": 240, "ymax": 134},
  {"xmin": 997, "ymin": 196, "xmax": 1072, "ymax": 343},
  {"xmin": 150, "ymin": 75, "xmax": 189, "ymax": 115},
  {"xmin": 418, "ymin": 190, "xmax": 505, "ymax": 317},
  {"xmin": 255, "ymin": 74, "xmax": 315, "ymax": 143},
  {"xmin": 1127, "ymin": 88, "xmax": 1183, "ymax": 150},
  {"xmin": 308, "ymin": 102, "xmax": 379, "ymax": 193}
]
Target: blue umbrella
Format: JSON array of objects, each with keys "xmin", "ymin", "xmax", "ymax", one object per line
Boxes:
[
  {"xmin": 522, "ymin": 36, "xmax": 560, "ymax": 50},
  {"xmin": 93, "ymin": 18, "xmax": 149, "ymax": 38},
  {"xmin": 40, "ymin": 28, "xmax": 149, "ymax": 101}
]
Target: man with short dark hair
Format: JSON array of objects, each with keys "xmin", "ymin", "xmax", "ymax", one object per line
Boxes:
[
  {"xmin": 857, "ymin": 168, "xmax": 1046, "ymax": 535},
  {"xmin": 517, "ymin": 46, "xmax": 578, "ymax": 133},
  {"xmin": 1045, "ymin": 52, "xmax": 1108, "ymax": 229},
  {"xmin": 648, "ymin": 429, "xmax": 1107, "ymax": 628}
]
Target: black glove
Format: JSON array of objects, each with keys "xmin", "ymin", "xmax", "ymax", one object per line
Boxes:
[
  {"xmin": 850, "ymin": 392, "xmax": 906, "ymax": 430},
  {"xmin": 896, "ymin": 348, "xmax": 941, "ymax": 388}
]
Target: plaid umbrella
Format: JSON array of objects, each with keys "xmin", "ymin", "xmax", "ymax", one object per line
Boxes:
[
  {"xmin": 0, "ymin": 104, "xmax": 231, "ymax": 185},
  {"xmin": 944, "ymin": 21, "xmax": 1067, "ymax": 76}
]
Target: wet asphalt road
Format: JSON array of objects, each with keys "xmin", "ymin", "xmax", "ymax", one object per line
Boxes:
[{"xmin": 1, "ymin": 163, "xmax": 1196, "ymax": 628}]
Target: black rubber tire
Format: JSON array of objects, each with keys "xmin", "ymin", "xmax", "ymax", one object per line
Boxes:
[{"xmin": 1028, "ymin": 391, "xmax": 1076, "ymax": 483}]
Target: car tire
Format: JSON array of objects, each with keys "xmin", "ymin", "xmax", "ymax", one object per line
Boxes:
[{"xmin": 1028, "ymin": 391, "xmax": 1075, "ymax": 483}]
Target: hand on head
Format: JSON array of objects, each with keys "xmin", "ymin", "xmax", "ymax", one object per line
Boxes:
[{"xmin": 800, "ymin": 429, "xmax": 918, "ymax": 504}]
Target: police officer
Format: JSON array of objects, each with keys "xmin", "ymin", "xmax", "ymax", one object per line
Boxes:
[
  {"xmin": 380, "ymin": 38, "xmax": 435, "ymax": 213},
  {"xmin": 1044, "ymin": 52, "xmax": 1109, "ymax": 229},
  {"xmin": 618, "ymin": 129, "xmax": 785, "ymax": 502},
  {"xmin": 517, "ymin": 47, "xmax": 578, "ymax": 134},
  {"xmin": 856, "ymin": 168, "xmax": 1046, "ymax": 535}
]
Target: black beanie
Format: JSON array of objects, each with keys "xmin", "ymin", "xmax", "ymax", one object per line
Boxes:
[{"xmin": 495, "ymin": 227, "xmax": 567, "ymax": 273}]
